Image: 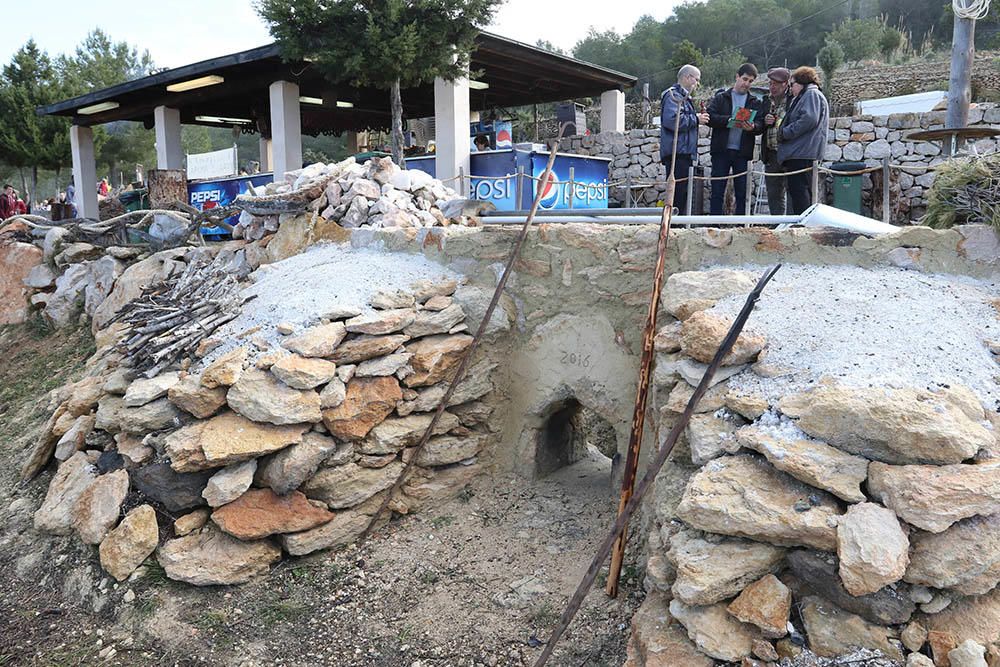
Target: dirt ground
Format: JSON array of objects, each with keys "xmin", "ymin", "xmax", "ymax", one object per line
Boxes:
[{"xmin": 0, "ymin": 320, "xmax": 644, "ymax": 667}]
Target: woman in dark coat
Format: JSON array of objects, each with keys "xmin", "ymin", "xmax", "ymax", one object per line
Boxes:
[{"xmin": 777, "ymin": 66, "xmax": 829, "ymax": 214}]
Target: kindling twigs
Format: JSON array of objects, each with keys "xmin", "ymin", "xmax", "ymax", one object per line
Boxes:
[
  {"xmin": 606, "ymin": 86, "xmax": 686, "ymax": 598},
  {"xmin": 358, "ymin": 124, "xmax": 573, "ymax": 544},
  {"xmin": 532, "ymin": 264, "xmax": 781, "ymax": 667}
]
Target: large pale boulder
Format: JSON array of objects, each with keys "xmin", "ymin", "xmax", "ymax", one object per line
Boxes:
[
  {"xmin": 667, "ymin": 528, "xmax": 785, "ymax": 606},
  {"xmin": 905, "ymin": 514, "xmax": 1000, "ymax": 596},
  {"xmin": 668, "ymin": 599, "xmax": 755, "ymax": 662},
  {"xmin": 675, "ymin": 454, "xmax": 842, "ymax": 550},
  {"xmin": 202, "ymin": 460, "xmax": 257, "ymax": 507},
  {"xmin": 402, "ymin": 304, "xmax": 465, "ymax": 338},
  {"xmin": 359, "ymin": 412, "xmax": 460, "ymax": 455},
  {"xmin": 270, "ymin": 354, "xmax": 337, "ymax": 390},
  {"xmin": 200, "ymin": 347, "xmax": 246, "ymax": 388},
  {"xmin": 414, "ymin": 433, "xmax": 488, "ymax": 466},
  {"xmin": 354, "ymin": 352, "xmax": 411, "ymax": 378},
  {"xmin": 255, "ymin": 432, "xmax": 344, "ymax": 495},
  {"xmin": 800, "ymin": 596, "xmax": 903, "ymax": 661},
  {"xmin": 624, "ymin": 592, "xmax": 714, "ymax": 667},
  {"xmin": 726, "ymin": 574, "xmax": 791, "ymax": 638},
  {"xmin": 868, "ymin": 462, "xmax": 1000, "ymax": 533},
  {"xmin": 156, "ymin": 526, "xmax": 281, "ymax": 586},
  {"xmin": 281, "ymin": 322, "xmax": 347, "ymax": 358},
  {"xmin": 403, "ymin": 334, "xmax": 473, "ymax": 387},
  {"xmin": 123, "ymin": 372, "xmax": 180, "ymax": 407},
  {"xmin": 54, "ymin": 414, "xmax": 95, "ymax": 461},
  {"xmin": 167, "ymin": 374, "xmax": 228, "ymax": 418},
  {"xmin": 837, "ymin": 502, "xmax": 910, "ymax": 596},
  {"xmin": 227, "ymin": 369, "xmax": 322, "ymax": 425},
  {"xmin": 664, "ymin": 269, "xmax": 756, "ymax": 318},
  {"xmin": 321, "ymin": 376, "xmax": 401, "ymax": 441},
  {"xmin": 93, "ymin": 248, "xmax": 186, "ymax": 330},
  {"xmin": 82, "ymin": 255, "xmax": 124, "ymax": 317},
  {"xmin": 0, "ymin": 241, "xmax": 43, "ymax": 325},
  {"xmin": 737, "ymin": 426, "xmax": 868, "ymax": 502},
  {"xmin": 34, "ymin": 451, "xmax": 99, "ymax": 535},
  {"xmin": 396, "ymin": 358, "xmax": 494, "ymax": 415},
  {"xmin": 686, "ymin": 412, "xmax": 742, "ymax": 465},
  {"xmin": 211, "ymin": 488, "xmax": 334, "ymax": 539},
  {"xmin": 119, "ymin": 398, "xmax": 183, "ymax": 435},
  {"xmin": 43, "ymin": 263, "xmax": 90, "ymax": 328},
  {"xmin": 164, "ymin": 411, "xmax": 308, "ymax": 472},
  {"xmin": 779, "ymin": 384, "xmax": 993, "ymax": 464},
  {"xmin": 73, "ymin": 469, "xmax": 130, "ymax": 545},
  {"xmin": 344, "ymin": 308, "xmax": 416, "ymax": 335},
  {"xmin": 98, "ymin": 504, "xmax": 158, "ymax": 581},
  {"xmin": 923, "ymin": 588, "xmax": 1000, "ymax": 647},
  {"xmin": 680, "ymin": 311, "xmax": 766, "ymax": 365},
  {"xmin": 328, "ymin": 334, "xmax": 409, "ymax": 364},
  {"xmin": 279, "ymin": 494, "xmax": 385, "ymax": 556},
  {"xmin": 302, "ymin": 461, "xmax": 404, "ymax": 509}
]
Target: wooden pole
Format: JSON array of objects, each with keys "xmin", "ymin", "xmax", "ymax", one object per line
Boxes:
[
  {"xmin": 606, "ymin": 86, "xmax": 684, "ymax": 599},
  {"xmin": 881, "ymin": 156, "xmax": 891, "ymax": 224},
  {"xmin": 534, "ymin": 265, "xmax": 782, "ymax": 667},
  {"xmin": 810, "ymin": 161, "xmax": 820, "ymax": 206},
  {"xmin": 947, "ymin": 10, "xmax": 976, "ymax": 132}
]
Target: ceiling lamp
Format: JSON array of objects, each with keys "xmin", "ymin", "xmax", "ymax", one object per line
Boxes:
[
  {"xmin": 336, "ymin": 101, "xmax": 354, "ymax": 108},
  {"xmin": 195, "ymin": 115, "xmax": 251, "ymax": 124},
  {"xmin": 299, "ymin": 96, "xmax": 324, "ymax": 105},
  {"xmin": 167, "ymin": 75, "xmax": 225, "ymax": 93},
  {"xmin": 77, "ymin": 101, "xmax": 119, "ymax": 115},
  {"xmin": 468, "ymin": 80, "xmax": 489, "ymax": 90}
]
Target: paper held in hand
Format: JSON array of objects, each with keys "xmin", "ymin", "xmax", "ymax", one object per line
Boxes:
[{"xmin": 728, "ymin": 107, "xmax": 757, "ymax": 129}]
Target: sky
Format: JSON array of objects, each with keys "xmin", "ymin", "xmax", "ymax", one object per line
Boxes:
[{"xmin": 3, "ymin": 0, "xmax": 684, "ymax": 70}]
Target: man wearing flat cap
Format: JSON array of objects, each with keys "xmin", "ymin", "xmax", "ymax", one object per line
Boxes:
[{"xmin": 761, "ymin": 67, "xmax": 792, "ymax": 215}]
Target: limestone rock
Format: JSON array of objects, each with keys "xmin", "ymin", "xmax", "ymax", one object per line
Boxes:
[
  {"xmin": 800, "ymin": 596, "xmax": 903, "ymax": 661},
  {"xmin": 422, "ymin": 295, "xmax": 452, "ymax": 311},
  {"xmin": 123, "ymin": 372, "xmax": 180, "ymax": 407},
  {"xmin": 625, "ymin": 592, "xmax": 714, "ymax": 667},
  {"xmin": 64, "ymin": 376, "xmax": 105, "ymax": 417},
  {"xmin": 902, "ymin": 621, "xmax": 929, "ymax": 652},
  {"xmin": 167, "ymin": 375, "xmax": 227, "ymax": 418},
  {"xmin": 360, "ymin": 412, "xmax": 461, "ymax": 455},
  {"xmin": 737, "ymin": 426, "xmax": 868, "ymax": 503},
  {"xmin": 667, "ymin": 528, "xmax": 785, "ymax": 606},
  {"xmin": 118, "ymin": 398, "xmax": 183, "ymax": 435},
  {"xmin": 401, "ymin": 462, "xmax": 480, "ymax": 511},
  {"xmin": 92, "ymin": 248, "xmax": 186, "ymax": 331},
  {"xmin": 270, "ymin": 354, "xmax": 337, "ymax": 390},
  {"xmin": 114, "ymin": 432, "xmax": 152, "ymax": 465},
  {"xmin": 411, "ymin": 278, "xmax": 458, "ymax": 302},
  {"xmin": 131, "ymin": 463, "xmax": 213, "ymax": 513},
  {"xmin": 157, "ymin": 525, "xmax": 281, "ymax": 586},
  {"xmin": 654, "ymin": 322, "xmax": 683, "ymax": 352},
  {"xmin": 174, "ymin": 509, "xmax": 209, "ymax": 537},
  {"xmin": 279, "ymin": 494, "xmax": 383, "ymax": 556},
  {"xmin": 868, "ymin": 462, "xmax": 1000, "ymax": 533},
  {"xmin": 200, "ymin": 347, "xmax": 247, "ymax": 388},
  {"xmin": 414, "ymin": 433, "xmax": 488, "ymax": 466},
  {"xmin": 727, "ymin": 574, "xmax": 791, "ymax": 638},
  {"xmin": 302, "ymin": 461, "xmax": 404, "ymax": 509},
  {"xmin": 202, "ymin": 460, "xmax": 257, "ymax": 507},
  {"xmin": 726, "ymin": 390, "xmax": 770, "ymax": 421},
  {"xmin": 165, "ymin": 411, "xmax": 307, "ymax": 472},
  {"xmin": 34, "ymin": 451, "xmax": 99, "ymax": 535},
  {"xmin": 950, "ymin": 640, "xmax": 989, "ymax": 667},
  {"xmin": 923, "ymin": 586, "xmax": 1000, "ymax": 647},
  {"xmin": 42, "ymin": 262, "xmax": 89, "ymax": 327},
  {"xmin": 402, "ymin": 334, "xmax": 473, "ymax": 387},
  {"xmin": 837, "ymin": 502, "xmax": 910, "ymax": 596},
  {"xmin": 397, "ymin": 359, "xmax": 494, "ymax": 415},
  {"xmin": 211, "ymin": 488, "xmax": 333, "ymax": 539},
  {"xmin": 907, "ymin": 652, "xmax": 936, "ymax": 666},
  {"xmin": 21, "ymin": 405, "xmax": 68, "ymax": 480},
  {"xmin": 676, "ymin": 454, "xmax": 842, "ymax": 550},
  {"xmin": 99, "ymin": 504, "xmax": 158, "ymax": 581},
  {"xmin": 905, "ymin": 514, "xmax": 1000, "ymax": 596},
  {"xmin": 779, "ymin": 384, "xmax": 992, "ymax": 465},
  {"xmin": 281, "ymin": 322, "xmax": 347, "ymax": 358},
  {"xmin": 680, "ymin": 311, "xmax": 766, "ymax": 365},
  {"xmin": 328, "ymin": 334, "xmax": 408, "ymax": 364},
  {"xmin": 318, "ymin": 376, "xmax": 347, "ymax": 409},
  {"xmin": 354, "ymin": 352, "xmax": 411, "ymax": 378},
  {"xmin": 255, "ymin": 432, "xmax": 344, "ymax": 495},
  {"xmin": 54, "ymin": 414, "xmax": 95, "ymax": 462},
  {"xmin": 369, "ymin": 289, "xmax": 415, "ymax": 309},
  {"xmin": 451, "ymin": 285, "xmax": 515, "ymax": 337},
  {"xmin": 687, "ymin": 412, "xmax": 742, "ymax": 465},
  {"xmin": 664, "ymin": 381, "xmax": 729, "ymax": 414},
  {"xmin": 675, "ymin": 357, "xmax": 747, "ymax": 389},
  {"xmin": 73, "ymin": 469, "xmax": 130, "ymax": 544},
  {"xmin": 344, "ymin": 308, "xmax": 415, "ymax": 335},
  {"xmin": 322, "ymin": 376, "xmax": 401, "ymax": 441},
  {"xmin": 786, "ymin": 549, "xmax": 916, "ymax": 625},
  {"xmin": 664, "ymin": 269, "xmax": 756, "ymax": 318},
  {"xmin": 668, "ymin": 599, "xmax": 755, "ymax": 662},
  {"xmin": 930, "ymin": 630, "xmax": 960, "ymax": 665},
  {"xmin": 227, "ymin": 369, "xmax": 322, "ymax": 425},
  {"xmin": 403, "ymin": 304, "xmax": 465, "ymax": 338},
  {"xmin": 94, "ymin": 395, "xmax": 126, "ymax": 435}
]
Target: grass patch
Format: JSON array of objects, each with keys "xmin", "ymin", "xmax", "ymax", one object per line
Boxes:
[
  {"xmin": 430, "ymin": 515, "xmax": 456, "ymax": 529},
  {"xmin": 140, "ymin": 559, "xmax": 171, "ymax": 587},
  {"xmin": 528, "ymin": 601, "xmax": 559, "ymax": 627},
  {"xmin": 256, "ymin": 599, "xmax": 308, "ymax": 626},
  {"xmin": 190, "ymin": 609, "xmax": 230, "ymax": 632},
  {"xmin": 417, "ymin": 569, "xmax": 440, "ymax": 585}
]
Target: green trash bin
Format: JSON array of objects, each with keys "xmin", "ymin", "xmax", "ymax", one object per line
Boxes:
[
  {"xmin": 119, "ymin": 188, "xmax": 148, "ymax": 212},
  {"xmin": 830, "ymin": 161, "xmax": 866, "ymax": 215}
]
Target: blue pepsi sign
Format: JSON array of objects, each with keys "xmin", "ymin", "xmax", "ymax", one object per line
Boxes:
[
  {"xmin": 530, "ymin": 153, "xmax": 610, "ymax": 210},
  {"xmin": 188, "ymin": 174, "xmax": 272, "ymax": 235}
]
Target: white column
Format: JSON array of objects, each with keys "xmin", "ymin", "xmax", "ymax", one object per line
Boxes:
[
  {"xmin": 258, "ymin": 137, "xmax": 273, "ymax": 172},
  {"xmin": 434, "ymin": 74, "xmax": 470, "ymax": 192},
  {"xmin": 269, "ymin": 80, "xmax": 303, "ymax": 182},
  {"xmin": 153, "ymin": 105, "xmax": 183, "ymax": 170},
  {"xmin": 70, "ymin": 125, "xmax": 98, "ymax": 219},
  {"xmin": 600, "ymin": 89, "xmax": 626, "ymax": 134}
]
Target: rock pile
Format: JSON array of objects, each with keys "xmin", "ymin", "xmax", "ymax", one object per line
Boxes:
[
  {"xmin": 629, "ymin": 267, "xmax": 1000, "ymax": 667},
  {"xmin": 25, "ymin": 237, "xmax": 498, "ymax": 587}
]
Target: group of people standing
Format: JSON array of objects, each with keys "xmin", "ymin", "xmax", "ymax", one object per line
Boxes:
[
  {"xmin": 659, "ymin": 62, "xmax": 830, "ymax": 216},
  {"xmin": 0, "ymin": 184, "xmax": 28, "ymax": 220}
]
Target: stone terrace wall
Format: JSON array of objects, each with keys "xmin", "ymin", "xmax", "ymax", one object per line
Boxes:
[{"xmin": 560, "ymin": 104, "xmax": 1000, "ymax": 223}]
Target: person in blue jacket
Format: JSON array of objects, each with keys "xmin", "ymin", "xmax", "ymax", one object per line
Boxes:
[{"xmin": 660, "ymin": 65, "xmax": 710, "ymax": 213}]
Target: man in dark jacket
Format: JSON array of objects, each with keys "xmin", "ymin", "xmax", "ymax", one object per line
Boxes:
[
  {"xmin": 660, "ymin": 64, "xmax": 709, "ymax": 213},
  {"xmin": 760, "ymin": 67, "xmax": 792, "ymax": 215},
  {"xmin": 706, "ymin": 63, "xmax": 764, "ymax": 215}
]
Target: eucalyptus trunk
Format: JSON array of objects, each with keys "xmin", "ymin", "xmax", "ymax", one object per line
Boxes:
[{"xmin": 390, "ymin": 79, "xmax": 405, "ymax": 167}]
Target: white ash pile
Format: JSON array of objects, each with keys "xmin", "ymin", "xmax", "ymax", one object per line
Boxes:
[
  {"xmin": 233, "ymin": 156, "xmax": 483, "ymax": 241},
  {"xmin": 23, "ymin": 243, "xmax": 500, "ymax": 587},
  {"xmin": 628, "ymin": 266, "xmax": 1000, "ymax": 667}
]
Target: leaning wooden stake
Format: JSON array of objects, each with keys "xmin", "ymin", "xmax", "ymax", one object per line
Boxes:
[
  {"xmin": 606, "ymin": 86, "xmax": 684, "ymax": 598},
  {"xmin": 532, "ymin": 264, "xmax": 781, "ymax": 667},
  {"xmin": 359, "ymin": 126, "xmax": 569, "ymax": 543}
]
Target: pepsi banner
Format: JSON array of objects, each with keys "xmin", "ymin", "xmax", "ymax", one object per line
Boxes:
[
  {"xmin": 188, "ymin": 174, "xmax": 272, "ymax": 235},
  {"xmin": 528, "ymin": 152, "xmax": 610, "ymax": 210}
]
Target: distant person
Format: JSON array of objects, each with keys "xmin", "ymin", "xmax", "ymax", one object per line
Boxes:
[
  {"xmin": 778, "ymin": 66, "xmax": 830, "ymax": 214},
  {"xmin": 0, "ymin": 185, "xmax": 15, "ymax": 219},
  {"xmin": 706, "ymin": 63, "xmax": 764, "ymax": 216},
  {"xmin": 14, "ymin": 192, "xmax": 27, "ymax": 215},
  {"xmin": 98, "ymin": 178, "xmax": 109, "ymax": 197},
  {"xmin": 474, "ymin": 134, "xmax": 490, "ymax": 151},
  {"xmin": 66, "ymin": 178, "xmax": 77, "ymax": 217},
  {"xmin": 761, "ymin": 67, "xmax": 792, "ymax": 215},
  {"xmin": 660, "ymin": 64, "xmax": 709, "ymax": 213}
]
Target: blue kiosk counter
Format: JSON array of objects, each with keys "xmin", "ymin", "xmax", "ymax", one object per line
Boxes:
[{"xmin": 405, "ymin": 149, "xmax": 611, "ymax": 211}]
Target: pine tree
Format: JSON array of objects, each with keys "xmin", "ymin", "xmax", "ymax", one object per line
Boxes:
[{"xmin": 257, "ymin": 0, "xmax": 501, "ymax": 166}]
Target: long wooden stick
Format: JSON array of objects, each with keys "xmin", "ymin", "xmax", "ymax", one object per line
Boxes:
[
  {"xmin": 606, "ymin": 86, "xmax": 686, "ymax": 597},
  {"xmin": 532, "ymin": 264, "xmax": 781, "ymax": 667},
  {"xmin": 359, "ymin": 126, "xmax": 570, "ymax": 544}
]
